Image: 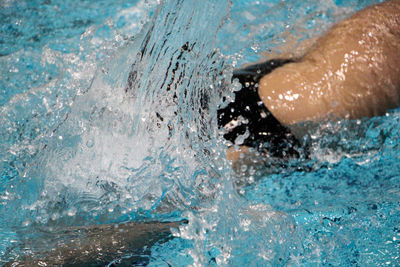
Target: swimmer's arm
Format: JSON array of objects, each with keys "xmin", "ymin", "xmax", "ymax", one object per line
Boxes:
[
  {"xmin": 259, "ymin": 0, "xmax": 400, "ymax": 125},
  {"xmin": 5, "ymin": 220, "xmax": 185, "ymax": 266}
]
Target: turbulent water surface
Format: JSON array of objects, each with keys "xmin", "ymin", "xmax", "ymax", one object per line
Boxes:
[{"xmin": 1, "ymin": 0, "xmax": 399, "ymax": 265}]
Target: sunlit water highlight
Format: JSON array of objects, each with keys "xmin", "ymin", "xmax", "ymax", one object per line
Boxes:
[{"xmin": 1, "ymin": 0, "xmax": 399, "ymax": 265}]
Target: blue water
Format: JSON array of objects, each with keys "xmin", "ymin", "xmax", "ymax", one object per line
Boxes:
[{"xmin": 1, "ymin": 0, "xmax": 399, "ymax": 265}]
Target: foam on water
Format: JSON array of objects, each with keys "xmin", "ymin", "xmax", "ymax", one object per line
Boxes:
[{"xmin": 1, "ymin": 0, "xmax": 399, "ymax": 265}]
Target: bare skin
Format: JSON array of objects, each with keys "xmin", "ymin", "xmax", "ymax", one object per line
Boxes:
[
  {"xmin": 6, "ymin": 2, "xmax": 400, "ymax": 264},
  {"xmin": 5, "ymin": 220, "xmax": 185, "ymax": 266},
  {"xmin": 259, "ymin": 0, "xmax": 400, "ymax": 125},
  {"xmin": 228, "ymin": 0, "xmax": 400, "ymax": 161}
]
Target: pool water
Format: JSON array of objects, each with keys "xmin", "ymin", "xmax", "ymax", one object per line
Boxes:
[{"xmin": 1, "ymin": 0, "xmax": 399, "ymax": 265}]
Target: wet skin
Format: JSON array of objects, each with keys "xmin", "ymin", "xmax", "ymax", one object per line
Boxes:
[
  {"xmin": 6, "ymin": 1, "xmax": 400, "ymax": 265},
  {"xmin": 5, "ymin": 220, "xmax": 186, "ymax": 266},
  {"xmin": 259, "ymin": 0, "xmax": 400, "ymax": 125},
  {"xmin": 229, "ymin": 0, "xmax": 400, "ymax": 161}
]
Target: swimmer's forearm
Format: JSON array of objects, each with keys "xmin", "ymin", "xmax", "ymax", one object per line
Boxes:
[
  {"xmin": 259, "ymin": 0, "xmax": 400, "ymax": 125},
  {"xmin": 5, "ymin": 220, "xmax": 185, "ymax": 266}
]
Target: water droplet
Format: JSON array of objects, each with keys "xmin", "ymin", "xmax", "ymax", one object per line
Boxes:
[
  {"xmin": 67, "ymin": 207, "xmax": 77, "ymax": 217},
  {"xmin": 86, "ymin": 138, "xmax": 94, "ymax": 148}
]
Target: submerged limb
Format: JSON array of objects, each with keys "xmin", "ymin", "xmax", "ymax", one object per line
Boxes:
[{"xmin": 5, "ymin": 220, "xmax": 186, "ymax": 266}]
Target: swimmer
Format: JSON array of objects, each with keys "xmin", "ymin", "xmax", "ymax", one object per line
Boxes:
[
  {"xmin": 6, "ymin": 1, "xmax": 400, "ymax": 265},
  {"xmin": 219, "ymin": 0, "xmax": 400, "ymax": 163}
]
